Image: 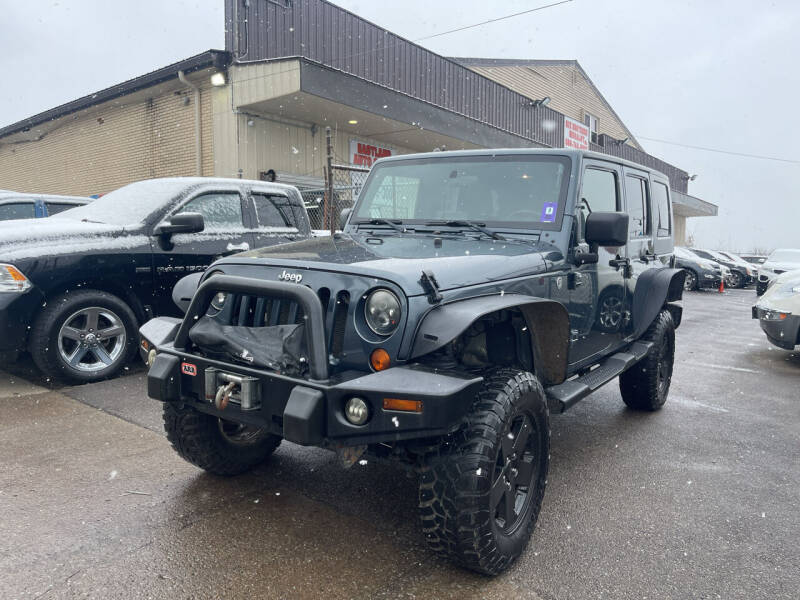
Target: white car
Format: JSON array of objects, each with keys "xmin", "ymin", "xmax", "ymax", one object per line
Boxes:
[
  {"xmin": 752, "ymin": 270, "xmax": 800, "ymax": 349},
  {"xmin": 756, "ymin": 249, "xmax": 800, "ymax": 296}
]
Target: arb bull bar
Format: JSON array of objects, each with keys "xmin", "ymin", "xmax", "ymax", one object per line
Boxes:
[{"xmin": 143, "ymin": 275, "xmax": 482, "ymax": 447}]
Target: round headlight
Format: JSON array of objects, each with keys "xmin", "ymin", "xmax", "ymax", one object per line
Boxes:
[{"xmin": 365, "ymin": 289, "xmax": 401, "ymax": 336}]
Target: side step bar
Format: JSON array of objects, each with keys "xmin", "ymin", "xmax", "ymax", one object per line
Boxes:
[{"xmin": 546, "ymin": 341, "xmax": 653, "ymax": 413}]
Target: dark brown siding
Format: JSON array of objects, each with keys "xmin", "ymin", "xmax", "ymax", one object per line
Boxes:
[{"xmin": 226, "ymin": 0, "xmax": 689, "ymax": 191}]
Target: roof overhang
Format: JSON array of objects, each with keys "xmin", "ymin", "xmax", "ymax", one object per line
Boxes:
[
  {"xmin": 231, "ymin": 58, "xmax": 545, "ymax": 153},
  {"xmin": 0, "ymin": 50, "xmax": 230, "ymax": 142},
  {"xmin": 672, "ymin": 191, "xmax": 718, "ymax": 217}
]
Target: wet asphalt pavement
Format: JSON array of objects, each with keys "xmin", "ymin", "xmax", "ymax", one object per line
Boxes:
[{"xmin": 1, "ymin": 288, "xmax": 798, "ymax": 599}]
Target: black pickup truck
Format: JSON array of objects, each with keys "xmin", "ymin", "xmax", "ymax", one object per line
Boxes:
[{"xmin": 0, "ymin": 177, "xmax": 310, "ymax": 382}]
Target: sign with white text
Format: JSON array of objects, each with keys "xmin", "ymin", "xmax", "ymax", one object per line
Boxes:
[
  {"xmin": 350, "ymin": 140, "xmax": 392, "ymax": 167},
  {"xmin": 563, "ymin": 116, "xmax": 590, "ymax": 150}
]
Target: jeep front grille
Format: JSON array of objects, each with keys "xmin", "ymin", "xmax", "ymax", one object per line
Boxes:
[{"xmin": 222, "ymin": 286, "xmax": 349, "ymax": 358}]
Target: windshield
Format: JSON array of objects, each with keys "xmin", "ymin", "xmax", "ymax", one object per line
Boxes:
[
  {"xmin": 54, "ymin": 179, "xmax": 188, "ymax": 226},
  {"xmin": 768, "ymin": 249, "xmax": 800, "ymax": 263},
  {"xmin": 353, "ymin": 155, "xmax": 570, "ymax": 230}
]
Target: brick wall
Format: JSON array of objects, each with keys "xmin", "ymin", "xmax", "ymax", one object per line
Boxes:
[{"xmin": 0, "ymin": 82, "xmax": 214, "ymax": 196}]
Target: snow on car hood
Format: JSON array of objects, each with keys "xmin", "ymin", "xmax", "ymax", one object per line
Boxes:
[
  {"xmin": 223, "ymin": 232, "xmax": 556, "ymax": 293},
  {"xmin": 0, "ymin": 217, "xmax": 145, "ymax": 262}
]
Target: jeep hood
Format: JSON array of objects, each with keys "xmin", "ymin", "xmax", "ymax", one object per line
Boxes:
[
  {"xmin": 0, "ymin": 217, "xmax": 139, "ymax": 262},
  {"xmin": 223, "ymin": 233, "xmax": 556, "ymax": 293}
]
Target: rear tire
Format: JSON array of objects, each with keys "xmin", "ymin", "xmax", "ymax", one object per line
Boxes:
[
  {"xmin": 163, "ymin": 403, "xmax": 281, "ymax": 476},
  {"xmin": 619, "ymin": 310, "xmax": 675, "ymax": 411},
  {"xmin": 29, "ymin": 289, "xmax": 138, "ymax": 383},
  {"xmin": 417, "ymin": 368, "xmax": 549, "ymax": 575}
]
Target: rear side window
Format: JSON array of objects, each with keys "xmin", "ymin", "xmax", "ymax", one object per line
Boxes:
[
  {"xmin": 624, "ymin": 176, "xmax": 650, "ymax": 238},
  {"xmin": 252, "ymin": 194, "xmax": 294, "ymax": 228},
  {"xmin": 651, "ymin": 182, "xmax": 671, "ymax": 237},
  {"xmin": 0, "ymin": 202, "xmax": 35, "ymax": 220},
  {"xmin": 46, "ymin": 202, "xmax": 80, "ymax": 215},
  {"xmin": 178, "ymin": 192, "xmax": 243, "ymax": 229}
]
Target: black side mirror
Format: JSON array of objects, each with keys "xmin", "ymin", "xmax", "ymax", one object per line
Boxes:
[
  {"xmin": 585, "ymin": 212, "xmax": 629, "ymax": 247},
  {"xmin": 339, "ymin": 207, "xmax": 352, "ymax": 230},
  {"xmin": 154, "ymin": 212, "xmax": 205, "ymax": 236}
]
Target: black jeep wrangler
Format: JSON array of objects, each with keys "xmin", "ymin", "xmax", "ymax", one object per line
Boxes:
[{"xmin": 142, "ymin": 149, "xmax": 685, "ymax": 575}]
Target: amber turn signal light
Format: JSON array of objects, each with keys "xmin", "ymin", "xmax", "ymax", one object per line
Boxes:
[
  {"xmin": 370, "ymin": 348, "xmax": 391, "ymax": 371},
  {"xmin": 383, "ymin": 398, "xmax": 423, "ymax": 413}
]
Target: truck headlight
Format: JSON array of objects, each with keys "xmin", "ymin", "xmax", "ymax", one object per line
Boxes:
[
  {"xmin": 364, "ymin": 289, "xmax": 401, "ymax": 336},
  {"xmin": 0, "ymin": 264, "xmax": 32, "ymax": 292}
]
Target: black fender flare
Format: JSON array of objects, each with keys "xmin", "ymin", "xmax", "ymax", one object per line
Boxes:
[
  {"xmin": 631, "ymin": 268, "xmax": 686, "ymax": 337},
  {"xmin": 409, "ymin": 293, "xmax": 570, "ymax": 386}
]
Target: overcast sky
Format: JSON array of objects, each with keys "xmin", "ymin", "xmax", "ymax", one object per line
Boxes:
[{"xmin": 1, "ymin": 0, "xmax": 797, "ymax": 252}]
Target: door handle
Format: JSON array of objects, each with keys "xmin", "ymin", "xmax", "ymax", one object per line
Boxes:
[{"xmin": 226, "ymin": 242, "xmax": 250, "ymax": 252}]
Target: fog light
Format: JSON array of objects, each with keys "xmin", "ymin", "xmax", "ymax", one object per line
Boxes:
[
  {"xmin": 147, "ymin": 349, "xmax": 157, "ymax": 367},
  {"xmin": 344, "ymin": 397, "xmax": 370, "ymax": 425}
]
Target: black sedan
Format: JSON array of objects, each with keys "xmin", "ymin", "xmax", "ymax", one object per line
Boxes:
[{"xmin": 673, "ymin": 246, "xmax": 723, "ymax": 290}]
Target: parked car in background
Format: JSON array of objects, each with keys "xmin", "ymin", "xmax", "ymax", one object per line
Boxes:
[
  {"xmin": 752, "ymin": 271, "xmax": 800, "ymax": 349},
  {"xmin": 0, "ymin": 177, "xmax": 311, "ymax": 382},
  {"xmin": 0, "ymin": 192, "xmax": 90, "ymax": 220},
  {"xmin": 715, "ymin": 250, "xmax": 757, "ymax": 286},
  {"xmin": 740, "ymin": 254, "xmax": 767, "ymax": 267},
  {"xmin": 756, "ymin": 249, "xmax": 800, "ymax": 296},
  {"xmin": 690, "ymin": 248, "xmax": 752, "ymax": 288},
  {"xmin": 674, "ymin": 246, "xmax": 722, "ymax": 290}
]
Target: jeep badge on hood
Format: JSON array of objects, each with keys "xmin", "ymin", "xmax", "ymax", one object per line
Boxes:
[{"xmin": 278, "ymin": 270, "xmax": 303, "ymax": 283}]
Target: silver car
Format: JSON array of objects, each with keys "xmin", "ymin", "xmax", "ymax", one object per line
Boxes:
[{"xmin": 756, "ymin": 249, "xmax": 800, "ymax": 295}]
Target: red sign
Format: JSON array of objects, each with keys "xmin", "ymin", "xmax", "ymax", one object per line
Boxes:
[
  {"xmin": 181, "ymin": 362, "xmax": 197, "ymax": 376},
  {"xmin": 350, "ymin": 140, "xmax": 392, "ymax": 167},
  {"xmin": 563, "ymin": 116, "xmax": 590, "ymax": 150}
]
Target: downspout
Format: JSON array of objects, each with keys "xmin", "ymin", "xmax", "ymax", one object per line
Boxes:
[{"xmin": 177, "ymin": 70, "xmax": 202, "ymax": 176}]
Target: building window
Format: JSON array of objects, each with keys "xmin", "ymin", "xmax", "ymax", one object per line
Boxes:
[{"xmin": 584, "ymin": 112, "xmax": 599, "ymax": 144}]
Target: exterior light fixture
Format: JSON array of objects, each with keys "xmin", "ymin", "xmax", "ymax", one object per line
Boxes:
[
  {"xmin": 348, "ymin": 119, "xmax": 358, "ymax": 125},
  {"xmin": 527, "ymin": 96, "xmax": 551, "ymax": 108},
  {"xmin": 210, "ymin": 72, "xmax": 227, "ymax": 86}
]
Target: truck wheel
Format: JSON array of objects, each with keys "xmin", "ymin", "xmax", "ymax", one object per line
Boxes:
[
  {"xmin": 163, "ymin": 403, "xmax": 281, "ymax": 476},
  {"xmin": 619, "ymin": 310, "xmax": 675, "ymax": 411},
  {"xmin": 29, "ymin": 289, "xmax": 138, "ymax": 383},
  {"xmin": 728, "ymin": 271, "xmax": 743, "ymax": 288},
  {"xmin": 418, "ymin": 369, "xmax": 549, "ymax": 575}
]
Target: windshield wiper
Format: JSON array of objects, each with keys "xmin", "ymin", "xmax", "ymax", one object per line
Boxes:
[
  {"xmin": 425, "ymin": 220, "xmax": 505, "ymax": 240},
  {"xmin": 356, "ymin": 218, "xmax": 410, "ymax": 233}
]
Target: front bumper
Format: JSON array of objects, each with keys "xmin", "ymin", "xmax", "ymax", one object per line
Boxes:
[
  {"xmin": 698, "ymin": 269, "xmax": 722, "ymax": 288},
  {"xmin": 752, "ymin": 306, "xmax": 800, "ymax": 350},
  {"xmin": 146, "ymin": 349, "xmax": 481, "ymax": 446},
  {"xmin": 141, "ymin": 274, "xmax": 482, "ymax": 447},
  {"xmin": 0, "ymin": 289, "xmax": 45, "ymax": 353}
]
